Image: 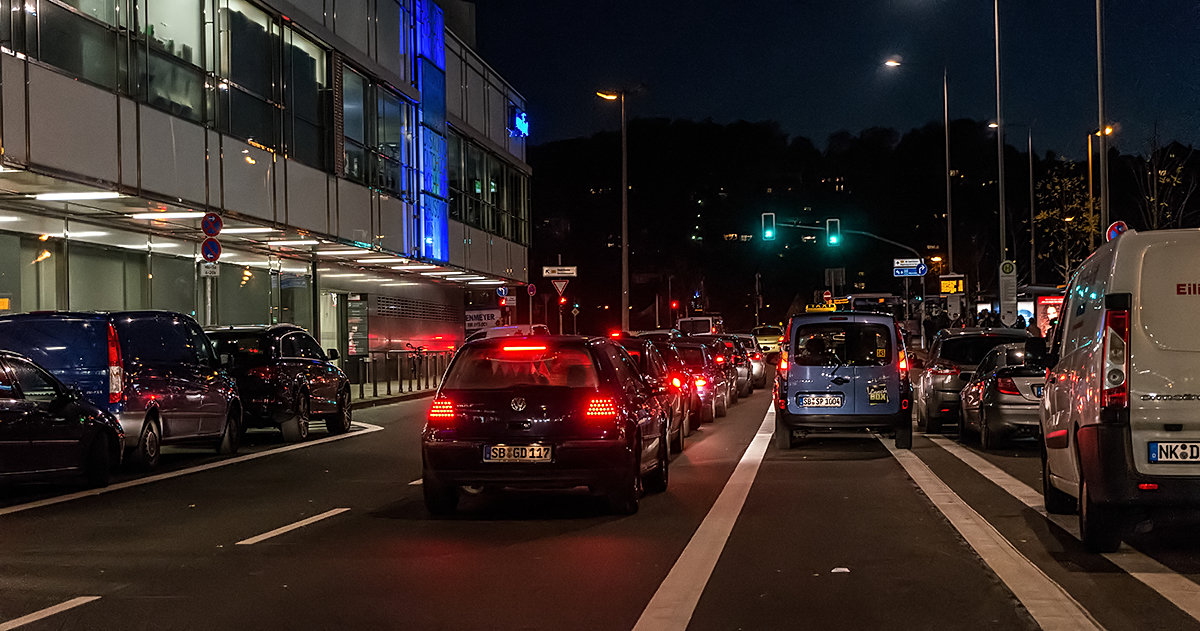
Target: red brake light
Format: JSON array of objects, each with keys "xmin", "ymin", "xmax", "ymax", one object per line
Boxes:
[
  {"xmin": 247, "ymin": 365, "xmax": 275, "ymax": 380},
  {"xmin": 779, "ymin": 355, "xmax": 788, "ymax": 373},
  {"xmin": 997, "ymin": 377, "xmax": 1020, "ymax": 395},
  {"xmin": 671, "ymin": 376, "xmax": 682, "ymax": 389},
  {"xmin": 427, "ymin": 398, "xmax": 456, "ymax": 426},
  {"xmin": 715, "ymin": 355, "xmax": 725, "ymax": 364},
  {"xmin": 897, "ymin": 349, "xmax": 908, "ymax": 371},
  {"xmin": 1139, "ymin": 483, "xmax": 1159, "ymax": 491},
  {"xmin": 752, "ymin": 352, "xmax": 762, "ymax": 361},
  {"xmin": 106, "ymin": 323, "xmax": 123, "ymax": 404},
  {"xmin": 1102, "ymin": 309, "xmax": 1130, "ymax": 409},
  {"xmin": 502, "ymin": 345, "xmax": 547, "ymax": 352},
  {"xmin": 585, "ymin": 397, "xmax": 618, "ymax": 420},
  {"xmin": 695, "ymin": 377, "xmax": 707, "ymax": 388},
  {"xmin": 609, "ymin": 331, "xmax": 622, "ymax": 338}
]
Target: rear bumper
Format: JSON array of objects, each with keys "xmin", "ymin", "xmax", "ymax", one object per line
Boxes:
[
  {"xmin": 1077, "ymin": 423, "xmax": 1200, "ymax": 508},
  {"xmin": 776, "ymin": 408, "xmax": 909, "ymax": 432},
  {"xmin": 422, "ymin": 439, "xmax": 630, "ymax": 489},
  {"xmin": 983, "ymin": 403, "xmax": 1040, "ymax": 434},
  {"xmin": 926, "ymin": 390, "xmax": 962, "ymax": 418}
]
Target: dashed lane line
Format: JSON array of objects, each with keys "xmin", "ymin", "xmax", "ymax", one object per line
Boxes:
[
  {"xmin": 882, "ymin": 438, "xmax": 1102, "ymax": 631},
  {"xmin": 929, "ymin": 435, "xmax": 1200, "ymax": 625},
  {"xmin": 632, "ymin": 408, "xmax": 775, "ymax": 631},
  {"xmin": 0, "ymin": 422, "xmax": 384, "ymax": 518},
  {"xmin": 235, "ymin": 508, "xmax": 351, "ymax": 546},
  {"xmin": 0, "ymin": 596, "xmax": 101, "ymax": 630}
]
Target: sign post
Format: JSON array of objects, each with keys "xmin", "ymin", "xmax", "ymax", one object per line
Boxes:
[
  {"xmin": 999, "ymin": 260, "xmax": 1018, "ymax": 326},
  {"xmin": 525, "ymin": 284, "xmax": 535, "ymax": 326}
]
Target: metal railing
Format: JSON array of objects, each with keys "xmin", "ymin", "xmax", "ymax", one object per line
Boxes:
[{"xmin": 345, "ymin": 350, "xmax": 454, "ymax": 400}]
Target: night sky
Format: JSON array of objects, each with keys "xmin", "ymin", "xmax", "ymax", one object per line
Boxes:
[{"xmin": 474, "ymin": 1, "xmax": 1200, "ymax": 159}]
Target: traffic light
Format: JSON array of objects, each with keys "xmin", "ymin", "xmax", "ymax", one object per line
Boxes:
[
  {"xmin": 499, "ymin": 296, "xmax": 511, "ymax": 307},
  {"xmin": 761, "ymin": 212, "xmax": 776, "ymax": 241},
  {"xmin": 670, "ymin": 300, "xmax": 679, "ymax": 309},
  {"xmin": 559, "ymin": 296, "xmax": 567, "ymax": 305},
  {"xmin": 826, "ymin": 218, "xmax": 841, "ymax": 246}
]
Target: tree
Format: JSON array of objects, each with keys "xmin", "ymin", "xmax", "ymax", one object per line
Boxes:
[
  {"xmin": 1035, "ymin": 160, "xmax": 1097, "ymax": 283},
  {"xmin": 1131, "ymin": 128, "xmax": 1198, "ymax": 230}
]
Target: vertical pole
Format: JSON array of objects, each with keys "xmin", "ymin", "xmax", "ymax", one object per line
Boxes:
[
  {"xmin": 1096, "ymin": 0, "xmax": 1109, "ymax": 234},
  {"xmin": 1087, "ymin": 134, "xmax": 1095, "ymax": 248},
  {"xmin": 620, "ymin": 92, "xmax": 630, "ymax": 331},
  {"xmin": 528, "ymin": 290, "xmax": 533, "ymax": 325},
  {"xmin": 943, "ymin": 68, "xmax": 954, "ymax": 273},
  {"xmin": 994, "ymin": 0, "xmax": 1007, "ymax": 265},
  {"xmin": 904, "ymin": 277, "xmax": 911, "ymax": 321},
  {"xmin": 1028, "ymin": 129, "xmax": 1037, "ymax": 285},
  {"xmin": 654, "ymin": 294, "xmax": 660, "ymax": 328}
]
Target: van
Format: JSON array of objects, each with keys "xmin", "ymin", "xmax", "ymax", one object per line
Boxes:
[
  {"xmin": 774, "ymin": 311, "xmax": 912, "ymax": 449},
  {"xmin": 677, "ymin": 316, "xmax": 723, "ymax": 336},
  {"xmin": 1029, "ymin": 227, "xmax": 1200, "ymax": 551}
]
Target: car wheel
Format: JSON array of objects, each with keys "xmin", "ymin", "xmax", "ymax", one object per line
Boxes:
[
  {"xmin": 700, "ymin": 398, "xmax": 715, "ymax": 423},
  {"xmin": 1080, "ymin": 480, "xmax": 1123, "ymax": 552},
  {"xmin": 327, "ymin": 389, "xmax": 352, "ymax": 435},
  {"xmin": 216, "ymin": 411, "xmax": 241, "ymax": 455},
  {"xmin": 608, "ymin": 443, "xmax": 642, "ymax": 515},
  {"xmin": 423, "ymin": 475, "xmax": 459, "ymax": 516},
  {"xmin": 728, "ymin": 381, "xmax": 739, "ymax": 404},
  {"xmin": 956, "ymin": 412, "xmax": 971, "ymax": 444},
  {"xmin": 669, "ymin": 413, "xmax": 684, "ymax": 453},
  {"xmin": 83, "ymin": 434, "xmax": 112, "ymax": 488},
  {"xmin": 739, "ymin": 378, "xmax": 752, "ymax": 398},
  {"xmin": 979, "ymin": 410, "xmax": 999, "ymax": 451},
  {"xmin": 646, "ymin": 429, "xmax": 669, "ymax": 493},
  {"xmin": 895, "ymin": 417, "xmax": 913, "ymax": 450},
  {"xmin": 131, "ymin": 417, "xmax": 161, "ymax": 471},
  {"xmin": 925, "ymin": 407, "xmax": 942, "ymax": 434},
  {"xmin": 775, "ymin": 417, "xmax": 793, "ymax": 450},
  {"xmin": 1042, "ymin": 444, "xmax": 1076, "ymax": 515},
  {"xmin": 716, "ymin": 392, "xmax": 728, "ymax": 418},
  {"xmin": 280, "ymin": 393, "xmax": 311, "ymax": 442}
]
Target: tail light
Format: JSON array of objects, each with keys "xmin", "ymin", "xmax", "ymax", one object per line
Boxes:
[
  {"xmin": 1102, "ymin": 309, "xmax": 1130, "ymax": 409},
  {"xmin": 715, "ymin": 355, "xmax": 725, "ymax": 364},
  {"xmin": 106, "ymin": 323, "xmax": 123, "ymax": 404},
  {"xmin": 897, "ymin": 349, "xmax": 908, "ymax": 372},
  {"xmin": 247, "ymin": 365, "xmax": 276, "ymax": 380},
  {"xmin": 670, "ymin": 375, "xmax": 683, "ymax": 389},
  {"xmin": 694, "ymin": 377, "xmax": 707, "ymax": 389},
  {"xmin": 585, "ymin": 397, "xmax": 619, "ymax": 422},
  {"xmin": 996, "ymin": 377, "xmax": 1020, "ymax": 395},
  {"xmin": 752, "ymin": 352, "xmax": 762, "ymax": 361},
  {"xmin": 427, "ymin": 397, "xmax": 457, "ymax": 427},
  {"xmin": 779, "ymin": 352, "xmax": 789, "ymax": 375},
  {"xmin": 930, "ymin": 361, "xmax": 960, "ymax": 376}
]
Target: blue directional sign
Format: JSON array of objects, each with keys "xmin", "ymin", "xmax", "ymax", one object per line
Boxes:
[
  {"xmin": 496, "ymin": 286, "xmax": 509, "ymax": 297},
  {"xmin": 893, "ymin": 264, "xmax": 928, "ymax": 277}
]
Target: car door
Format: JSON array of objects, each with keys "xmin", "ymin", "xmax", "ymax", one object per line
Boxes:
[
  {"xmin": 1044, "ymin": 285, "xmax": 1078, "ymax": 483},
  {"xmin": 6, "ymin": 356, "xmax": 83, "ymax": 472},
  {"xmin": 605, "ymin": 344, "xmax": 658, "ymax": 468},
  {"xmin": 179, "ymin": 320, "xmax": 227, "ymax": 436},
  {"xmin": 0, "ymin": 362, "xmax": 32, "ymax": 475},
  {"xmin": 787, "ymin": 319, "xmax": 856, "ymax": 416},
  {"xmin": 962, "ymin": 350, "xmax": 996, "ymax": 427},
  {"xmin": 292, "ymin": 332, "xmax": 341, "ymax": 414},
  {"xmin": 850, "ymin": 319, "xmax": 901, "ymax": 417}
]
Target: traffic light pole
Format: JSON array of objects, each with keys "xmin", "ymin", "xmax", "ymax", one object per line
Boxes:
[{"xmin": 774, "ymin": 220, "xmax": 923, "ymax": 258}]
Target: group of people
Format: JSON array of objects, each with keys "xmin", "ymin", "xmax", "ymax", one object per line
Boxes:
[{"xmin": 922, "ymin": 308, "xmax": 1042, "ymax": 342}]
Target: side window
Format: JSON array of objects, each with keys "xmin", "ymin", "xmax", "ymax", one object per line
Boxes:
[
  {"xmin": 646, "ymin": 348, "xmax": 668, "ymax": 380},
  {"xmin": 0, "ymin": 362, "xmax": 17, "ymax": 399},
  {"xmin": 185, "ymin": 322, "xmax": 216, "ymax": 367},
  {"xmin": 280, "ymin": 333, "xmax": 301, "ymax": 358},
  {"xmin": 8, "ymin": 359, "xmax": 60, "ymax": 402},
  {"xmin": 604, "ymin": 344, "xmax": 641, "ymax": 393},
  {"xmin": 295, "ymin": 333, "xmax": 326, "ymax": 360},
  {"xmin": 117, "ymin": 316, "xmax": 191, "ymax": 364},
  {"xmin": 977, "ymin": 352, "xmax": 996, "ymax": 375}
]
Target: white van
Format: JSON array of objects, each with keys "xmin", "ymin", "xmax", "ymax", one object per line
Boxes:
[
  {"xmin": 1030, "ymin": 227, "xmax": 1200, "ymax": 552},
  {"xmin": 677, "ymin": 316, "xmax": 723, "ymax": 336}
]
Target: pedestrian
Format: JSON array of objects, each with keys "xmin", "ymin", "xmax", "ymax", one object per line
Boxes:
[
  {"xmin": 1014, "ymin": 315, "xmax": 1027, "ymax": 330},
  {"xmin": 1026, "ymin": 319, "xmax": 1042, "ymax": 337}
]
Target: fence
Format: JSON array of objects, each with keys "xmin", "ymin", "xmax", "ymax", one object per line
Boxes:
[{"xmin": 343, "ymin": 350, "xmax": 454, "ymax": 400}]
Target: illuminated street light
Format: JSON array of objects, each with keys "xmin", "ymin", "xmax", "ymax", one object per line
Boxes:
[
  {"xmin": 597, "ymin": 89, "xmax": 630, "ymax": 330},
  {"xmin": 883, "ymin": 59, "xmax": 901, "ymax": 67},
  {"xmin": 595, "ymin": 91, "xmax": 618, "ymax": 101}
]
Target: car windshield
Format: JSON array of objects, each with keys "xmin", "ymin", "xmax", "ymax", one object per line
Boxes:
[
  {"xmin": 208, "ymin": 333, "xmax": 273, "ymax": 365},
  {"xmin": 939, "ymin": 335, "xmax": 1029, "ymax": 366},
  {"xmin": 442, "ymin": 345, "xmax": 599, "ymax": 390},
  {"xmin": 792, "ymin": 323, "xmax": 892, "ymax": 367}
]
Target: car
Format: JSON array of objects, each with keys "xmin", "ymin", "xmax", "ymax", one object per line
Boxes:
[
  {"xmin": 0, "ymin": 351, "xmax": 123, "ymax": 487},
  {"xmin": 674, "ymin": 341, "xmax": 730, "ymax": 421},
  {"xmin": 751, "ymin": 325, "xmax": 784, "ymax": 359},
  {"xmin": 633, "ymin": 329, "xmax": 683, "ymax": 342},
  {"xmin": 646, "ymin": 340, "xmax": 701, "ymax": 431},
  {"xmin": 958, "ymin": 343, "xmax": 1044, "ymax": 449},
  {"xmin": 912, "ymin": 328, "xmax": 1032, "ymax": 433},
  {"xmin": 0, "ymin": 311, "xmax": 242, "ymax": 469},
  {"xmin": 699, "ymin": 334, "xmax": 754, "ymax": 398},
  {"xmin": 1026, "ymin": 227, "xmax": 1200, "ymax": 552},
  {"xmin": 730, "ymin": 333, "xmax": 768, "ymax": 389},
  {"xmin": 206, "ymin": 325, "xmax": 352, "ymax": 442},
  {"xmin": 694, "ymin": 336, "xmax": 742, "ymax": 406},
  {"xmin": 611, "ymin": 335, "xmax": 690, "ymax": 452},
  {"xmin": 677, "ymin": 315, "xmax": 724, "ymax": 336},
  {"xmin": 774, "ymin": 311, "xmax": 912, "ymax": 449},
  {"xmin": 420, "ymin": 336, "xmax": 670, "ymax": 515},
  {"xmin": 464, "ymin": 324, "xmax": 552, "ymax": 343}
]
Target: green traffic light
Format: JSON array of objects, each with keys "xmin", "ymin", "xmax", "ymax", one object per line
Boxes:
[
  {"xmin": 828, "ymin": 235, "xmax": 840, "ymax": 245},
  {"xmin": 764, "ymin": 229, "xmax": 774, "ymax": 239}
]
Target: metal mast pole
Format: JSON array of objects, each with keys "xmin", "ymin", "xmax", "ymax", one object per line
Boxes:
[
  {"xmin": 1028, "ymin": 129, "xmax": 1037, "ymax": 285},
  {"xmin": 620, "ymin": 92, "xmax": 630, "ymax": 331},
  {"xmin": 943, "ymin": 68, "xmax": 954, "ymax": 273},
  {"xmin": 1096, "ymin": 0, "xmax": 1110, "ymax": 233},
  {"xmin": 994, "ymin": 0, "xmax": 1007, "ymax": 264}
]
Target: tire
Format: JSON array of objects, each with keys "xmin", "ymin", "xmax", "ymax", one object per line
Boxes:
[
  {"xmin": 326, "ymin": 389, "xmax": 352, "ymax": 435},
  {"xmin": 1080, "ymin": 480, "xmax": 1123, "ymax": 552},
  {"xmin": 280, "ymin": 393, "xmax": 311, "ymax": 442},
  {"xmin": 1042, "ymin": 445, "xmax": 1076, "ymax": 515},
  {"xmin": 130, "ymin": 417, "xmax": 161, "ymax": 471},
  {"xmin": 216, "ymin": 411, "xmax": 241, "ymax": 455},
  {"xmin": 669, "ymin": 413, "xmax": 684, "ymax": 453},
  {"xmin": 895, "ymin": 417, "xmax": 913, "ymax": 450},
  {"xmin": 716, "ymin": 392, "xmax": 728, "ymax": 418},
  {"xmin": 739, "ymin": 377, "xmax": 752, "ymax": 398},
  {"xmin": 979, "ymin": 410, "xmax": 998, "ymax": 451},
  {"xmin": 83, "ymin": 434, "xmax": 112, "ymax": 488},
  {"xmin": 775, "ymin": 417, "xmax": 794, "ymax": 450},
  {"xmin": 728, "ymin": 381, "xmax": 739, "ymax": 404},
  {"xmin": 956, "ymin": 412, "xmax": 972, "ymax": 444},
  {"xmin": 700, "ymin": 398, "xmax": 715, "ymax": 423},
  {"xmin": 645, "ymin": 428, "xmax": 669, "ymax": 493},
  {"xmin": 423, "ymin": 476, "xmax": 459, "ymax": 516},
  {"xmin": 607, "ymin": 443, "xmax": 642, "ymax": 515},
  {"xmin": 925, "ymin": 408, "xmax": 942, "ymax": 434}
]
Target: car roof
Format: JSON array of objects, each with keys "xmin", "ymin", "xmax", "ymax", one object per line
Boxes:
[
  {"xmin": 204, "ymin": 324, "xmax": 304, "ymax": 336},
  {"xmin": 937, "ymin": 327, "xmax": 1031, "ymax": 338},
  {"xmin": 0, "ymin": 309, "xmax": 198, "ymax": 322},
  {"xmin": 791, "ymin": 310, "xmax": 895, "ymax": 324}
]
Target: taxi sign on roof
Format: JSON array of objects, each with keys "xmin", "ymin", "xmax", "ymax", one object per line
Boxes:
[{"xmin": 805, "ymin": 303, "xmax": 837, "ymax": 313}]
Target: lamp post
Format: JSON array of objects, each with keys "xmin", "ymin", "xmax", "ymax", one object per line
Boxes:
[
  {"xmin": 993, "ymin": 0, "xmax": 1007, "ymax": 265},
  {"xmin": 596, "ymin": 90, "xmax": 629, "ymax": 331},
  {"xmin": 1095, "ymin": 0, "xmax": 1110, "ymax": 232},
  {"xmin": 993, "ymin": 121, "xmax": 1037, "ymax": 284},
  {"xmin": 1087, "ymin": 125, "xmax": 1114, "ymax": 246}
]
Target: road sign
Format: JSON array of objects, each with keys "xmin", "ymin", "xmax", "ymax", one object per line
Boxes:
[
  {"xmin": 201, "ymin": 212, "xmax": 223, "ymax": 237},
  {"xmin": 999, "ymin": 260, "xmax": 1018, "ymax": 326},
  {"xmin": 894, "ymin": 258, "xmax": 922, "ymax": 268},
  {"xmin": 822, "ymin": 290, "xmax": 832, "ymax": 303},
  {"xmin": 893, "ymin": 266, "xmax": 926, "ymax": 277},
  {"xmin": 200, "ymin": 262, "xmax": 220, "ymax": 277},
  {"xmin": 526, "ymin": 283, "xmax": 536, "ymax": 297},
  {"xmin": 551, "ymin": 279, "xmax": 569, "ymax": 296},
  {"xmin": 496, "ymin": 286, "xmax": 509, "ymax": 297},
  {"xmin": 200, "ymin": 238, "xmax": 222, "ymax": 263},
  {"xmin": 571, "ymin": 307, "xmax": 580, "ymax": 316},
  {"xmin": 542, "ymin": 266, "xmax": 577, "ymax": 278}
]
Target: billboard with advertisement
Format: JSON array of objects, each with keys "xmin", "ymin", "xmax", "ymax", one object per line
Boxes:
[{"xmin": 1036, "ymin": 295, "xmax": 1065, "ymax": 337}]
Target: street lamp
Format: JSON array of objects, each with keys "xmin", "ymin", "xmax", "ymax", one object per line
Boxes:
[
  {"xmin": 596, "ymin": 90, "xmax": 630, "ymax": 330},
  {"xmin": 1087, "ymin": 125, "xmax": 1114, "ymax": 246},
  {"xmin": 993, "ymin": 0, "xmax": 1007, "ymax": 267}
]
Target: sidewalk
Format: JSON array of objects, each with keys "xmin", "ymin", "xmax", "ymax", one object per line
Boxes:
[{"xmin": 348, "ymin": 379, "xmax": 437, "ymax": 410}]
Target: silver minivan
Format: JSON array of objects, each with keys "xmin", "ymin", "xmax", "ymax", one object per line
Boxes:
[{"xmin": 1029, "ymin": 227, "xmax": 1200, "ymax": 552}]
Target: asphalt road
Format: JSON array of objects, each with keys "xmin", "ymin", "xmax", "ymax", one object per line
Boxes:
[{"xmin": 4, "ymin": 385, "xmax": 1200, "ymax": 630}]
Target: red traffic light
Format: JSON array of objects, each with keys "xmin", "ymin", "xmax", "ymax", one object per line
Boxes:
[
  {"xmin": 499, "ymin": 296, "xmax": 511, "ymax": 307},
  {"xmin": 670, "ymin": 300, "xmax": 679, "ymax": 309},
  {"xmin": 558, "ymin": 296, "xmax": 568, "ymax": 305}
]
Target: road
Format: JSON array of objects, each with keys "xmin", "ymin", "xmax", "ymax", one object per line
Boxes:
[{"xmin": 3, "ymin": 387, "xmax": 1200, "ymax": 629}]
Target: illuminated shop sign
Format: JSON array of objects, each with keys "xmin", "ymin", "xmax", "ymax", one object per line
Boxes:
[{"xmin": 510, "ymin": 107, "xmax": 529, "ymax": 138}]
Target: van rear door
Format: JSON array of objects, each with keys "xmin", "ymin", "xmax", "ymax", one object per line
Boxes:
[
  {"xmin": 786, "ymin": 318, "xmax": 857, "ymax": 416},
  {"xmin": 849, "ymin": 317, "xmax": 901, "ymax": 416}
]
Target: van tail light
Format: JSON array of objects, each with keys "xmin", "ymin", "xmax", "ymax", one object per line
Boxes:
[
  {"xmin": 897, "ymin": 349, "xmax": 908, "ymax": 372},
  {"xmin": 427, "ymin": 397, "xmax": 457, "ymax": 427},
  {"xmin": 106, "ymin": 323, "xmax": 123, "ymax": 404},
  {"xmin": 779, "ymin": 353, "xmax": 788, "ymax": 375},
  {"xmin": 997, "ymin": 377, "xmax": 1020, "ymax": 395},
  {"xmin": 931, "ymin": 361, "xmax": 960, "ymax": 376},
  {"xmin": 670, "ymin": 374, "xmax": 683, "ymax": 389},
  {"xmin": 585, "ymin": 397, "xmax": 619, "ymax": 422},
  {"xmin": 1102, "ymin": 309, "xmax": 1130, "ymax": 409}
]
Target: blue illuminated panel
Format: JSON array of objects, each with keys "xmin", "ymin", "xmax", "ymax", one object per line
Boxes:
[
  {"xmin": 416, "ymin": 0, "xmax": 445, "ymax": 70},
  {"xmin": 421, "ymin": 129, "xmax": 447, "ymax": 198},
  {"xmin": 421, "ymin": 193, "xmax": 448, "ymax": 261},
  {"xmin": 509, "ymin": 106, "xmax": 529, "ymax": 138}
]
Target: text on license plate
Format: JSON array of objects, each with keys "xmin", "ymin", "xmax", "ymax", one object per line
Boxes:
[
  {"xmin": 800, "ymin": 395, "xmax": 843, "ymax": 408},
  {"xmin": 483, "ymin": 444, "xmax": 552, "ymax": 463},
  {"xmin": 1149, "ymin": 442, "xmax": 1200, "ymax": 463}
]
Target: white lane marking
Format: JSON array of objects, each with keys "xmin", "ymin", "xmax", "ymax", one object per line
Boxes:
[
  {"xmin": 633, "ymin": 408, "xmax": 775, "ymax": 631},
  {"xmin": 408, "ymin": 479, "xmax": 423, "ymax": 486},
  {"xmin": 235, "ymin": 508, "xmax": 351, "ymax": 546},
  {"xmin": 883, "ymin": 438, "xmax": 1101, "ymax": 631},
  {"xmin": 930, "ymin": 436, "xmax": 1200, "ymax": 623},
  {"xmin": 0, "ymin": 596, "xmax": 101, "ymax": 630},
  {"xmin": 0, "ymin": 422, "xmax": 384, "ymax": 518}
]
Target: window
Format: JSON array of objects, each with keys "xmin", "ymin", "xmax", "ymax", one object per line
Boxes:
[
  {"xmin": 792, "ymin": 323, "xmax": 892, "ymax": 367},
  {"xmin": 8, "ymin": 358, "xmax": 60, "ymax": 402},
  {"xmin": 116, "ymin": 316, "xmax": 191, "ymax": 365},
  {"xmin": 342, "ymin": 67, "xmax": 368, "ymax": 183},
  {"xmin": 0, "ymin": 362, "xmax": 15, "ymax": 399},
  {"xmin": 218, "ymin": 0, "xmax": 279, "ymax": 148},
  {"xmin": 282, "ymin": 332, "xmax": 324, "ymax": 360},
  {"xmin": 442, "ymin": 345, "xmax": 599, "ymax": 390},
  {"xmin": 376, "ymin": 88, "xmax": 411, "ymax": 196},
  {"xmin": 283, "ymin": 27, "xmax": 327, "ymax": 168},
  {"xmin": 38, "ymin": 1, "xmax": 119, "ymax": 89},
  {"xmin": 447, "ymin": 133, "xmax": 463, "ymax": 220},
  {"xmin": 185, "ymin": 322, "xmax": 216, "ymax": 367}
]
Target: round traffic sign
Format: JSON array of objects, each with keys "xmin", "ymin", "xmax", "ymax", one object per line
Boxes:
[
  {"xmin": 201, "ymin": 212, "xmax": 223, "ymax": 237},
  {"xmin": 201, "ymin": 237, "xmax": 222, "ymax": 263},
  {"xmin": 527, "ymin": 284, "xmax": 537, "ymax": 297},
  {"xmin": 1001, "ymin": 260, "xmax": 1016, "ymax": 275},
  {"xmin": 1107, "ymin": 221, "xmax": 1129, "ymax": 242},
  {"xmin": 822, "ymin": 290, "xmax": 832, "ymax": 303},
  {"xmin": 496, "ymin": 286, "xmax": 509, "ymax": 297}
]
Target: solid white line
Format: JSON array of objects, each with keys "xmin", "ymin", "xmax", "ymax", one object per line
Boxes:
[
  {"xmin": 929, "ymin": 436, "xmax": 1200, "ymax": 624},
  {"xmin": 0, "ymin": 596, "xmax": 101, "ymax": 630},
  {"xmin": 633, "ymin": 408, "xmax": 775, "ymax": 631},
  {"xmin": 235, "ymin": 508, "xmax": 351, "ymax": 546},
  {"xmin": 883, "ymin": 439, "xmax": 1101, "ymax": 631},
  {"xmin": 0, "ymin": 422, "xmax": 384, "ymax": 518}
]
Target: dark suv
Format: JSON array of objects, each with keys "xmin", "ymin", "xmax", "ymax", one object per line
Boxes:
[
  {"xmin": 0, "ymin": 311, "xmax": 242, "ymax": 468},
  {"xmin": 206, "ymin": 325, "xmax": 351, "ymax": 441}
]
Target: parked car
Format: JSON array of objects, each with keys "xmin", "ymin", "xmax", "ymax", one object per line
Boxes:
[
  {"xmin": 464, "ymin": 324, "xmax": 551, "ymax": 343},
  {"xmin": 0, "ymin": 311, "xmax": 242, "ymax": 469},
  {"xmin": 0, "ymin": 351, "xmax": 123, "ymax": 487},
  {"xmin": 611, "ymin": 335, "xmax": 690, "ymax": 452},
  {"xmin": 752, "ymin": 325, "xmax": 784, "ymax": 359},
  {"xmin": 674, "ymin": 341, "xmax": 729, "ymax": 421},
  {"xmin": 647, "ymin": 340, "xmax": 700, "ymax": 432},
  {"xmin": 206, "ymin": 325, "xmax": 352, "ymax": 441},
  {"xmin": 958, "ymin": 343, "xmax": 1044, "ymax": 449},
  {"xmin": 912, "ymin": 328, "xmax": 1031, "ymax": 433},
  {"xmin": 1026, "ymin": 227, "xmax": 1200, "ymax": 552},
  {"xmin": 731, "ymin": 333, "xmax": 768, "ymax": 389},
  {"xmin": 774, "ymin": 311, "xmax": 912, "ymax": 449},
  {"xmin": 421, "ymin": 336, "xmax": 669, "ymax": 515}
]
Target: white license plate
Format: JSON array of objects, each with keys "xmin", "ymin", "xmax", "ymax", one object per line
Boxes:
[
  {"xmin": 482, "ymin": 444, "xmax": 552, "ymax": 463},
  {"xmin": 800, "ymin": 394, "xmax": 843, "ymax": 408},
  {"xmin": 1149, "ymin": 442, "xmax": 1200, "ymax": 463}
]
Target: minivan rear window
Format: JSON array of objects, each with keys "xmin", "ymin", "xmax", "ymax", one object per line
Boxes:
[
  {"xmin": 752, "ymin": 326, "xmax": 782, "ymax": 337},
  {"xmin": 939, "ymin": 335, "xmax": 1028, "ymax": 366},
  {"xmin": 792, "ymin": 323, "xmax": 892, "ymax": 367},
  {"xmin": 678, "ymin": 319, "xmax": 717, "ymax": 335},
  {"xmin": 0, "ymin": 318, "xmax": 106, "ymax": 371},
  {"xmin": 443, "ymin": 345, "xmax": 599, "ymax": 390}
]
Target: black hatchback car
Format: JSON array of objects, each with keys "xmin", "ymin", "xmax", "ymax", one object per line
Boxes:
[
  {"xmin": 421, "ymin": 336, "xmax": 670, "ymax": 515},
  {"xmin": 206, "ymin": 325, "xmax": 351, "ymax": 441},
  {"xmin": 611, "ymin": 335, "xmax": 690, "ymax": 452},
  {"xmin": 0, "ymin": 351, "xmax": 123, "ymax": 487}
]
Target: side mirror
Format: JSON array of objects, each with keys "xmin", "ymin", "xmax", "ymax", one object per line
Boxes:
[{"xmin": 327, "ymin": 348, "xmax": 340, "ymax": 361}]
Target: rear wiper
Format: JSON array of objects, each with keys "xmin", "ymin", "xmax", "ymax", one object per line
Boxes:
[{"xmin": 830, "ymin": 353, "xmax": 846, "ymax": 376}]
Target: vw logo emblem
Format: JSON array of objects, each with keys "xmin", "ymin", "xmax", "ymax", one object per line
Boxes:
[{"xmin": 510, "ymin": 397, "xmax": 527, "ymax": 412}]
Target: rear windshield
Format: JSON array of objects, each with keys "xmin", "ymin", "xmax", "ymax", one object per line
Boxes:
[
  {"xmin": 752, "ymin": 326, "xmax": 782, "ymax": 337},
  {"xmin": 678, "ymin": 319, "xmax": 713, "ymax": 335},
  {"xmin": 443, "ymin": 345, "xmax": 599, "ymax": 390},
  {"xmin": 0, "ymin": 318, "xmax": 106, "ymax": 371},
  {"xmin": 939, "ymin": 335, "xmax": 1028, "ymax": 365},
  {"xmin": 209, "ymin": 333, "xmax": 273, "ymax": 365},
  {"xmin": 677, "ymin": 346, "xmax": 707, "ymax": 367},
  {"xmin": 792, "ymin": 323, "xmax": 892, "ymax": 367}
]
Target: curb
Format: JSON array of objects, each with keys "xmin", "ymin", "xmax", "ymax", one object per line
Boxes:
[{"xmin": 349, "ymin": 389, "xmax": 436, "ymax": 411}]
